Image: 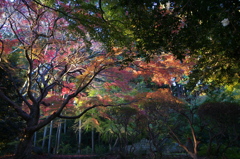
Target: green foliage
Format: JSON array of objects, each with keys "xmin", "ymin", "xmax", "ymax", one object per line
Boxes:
[
  {"xmin": 59, "ymin": 143, "xmax": 72, "ymax": 154},
  {"xmin": 224, "ymin": 147, "xmax": 240, "ymax": 159},
  {"xmin": 198, "ymin": 144, "xmax": 240, "ymax": 159},
  {"xmin": 37, "ymin": 0, "xmax": 56, "ymax": 6},
  {"xmin": 197, "ymin": 84, "xmax": 240, "ymax": 104},
  {"xmin": 8, "ymin": 51, "xmax": 27, "ymax": 68},
  {"xmin": 94, "ymin": 144, "xmax": 108, "ymax": 154},
  {"xmin": 224, "ymin": 84, "xmax": 240, "ymax": 102},
  {"xmin": 2, "ymin": 1, "xmax": 240, "ymax": 157},
  {"xmin": 81, "ymin": 146, "xmax": 92, "ymax": 154},
  {"xmin": 104, "ymin": 0, "xmax": 240, "ymax": 86},
  {"xmin": 81, "ymin": 117, "xmax": 102, "ymax": 133}
]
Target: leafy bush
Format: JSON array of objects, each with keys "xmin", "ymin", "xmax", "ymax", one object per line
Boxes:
[
  {"xmin": 95, "ymin": 145, "xmax": 108, "ymax": 154},
  {"xmin": 81, "ymin": 146, "xmax": 92, "ymax": 154},
  {"xmin": 59, "ymin": 144, "xmax": 72, "ymax": 154}
]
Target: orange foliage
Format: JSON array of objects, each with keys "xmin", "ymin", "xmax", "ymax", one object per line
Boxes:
[
  {"xmin": 132, "ymin": 54, "xmax": 194, "ymax": 85},
  {"xmin": 134, "ymin": 88, "xmax": 186, "ymax": 115}
]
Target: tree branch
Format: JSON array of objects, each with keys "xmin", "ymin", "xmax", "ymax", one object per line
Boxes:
[
  {"xmin": 33, "ymin": 65, "xmax": 106, "ymax": 131},
  {"xmin": 58, "ymin": 101, "xmax": 136, "ymax": 119}
]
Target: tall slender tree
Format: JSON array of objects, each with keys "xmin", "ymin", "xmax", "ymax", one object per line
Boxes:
[{"xmin": 48, "ymin": 121, "xmax": 53, "ymax": 154}]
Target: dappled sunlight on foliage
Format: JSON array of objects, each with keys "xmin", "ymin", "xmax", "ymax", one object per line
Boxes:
[
  {"xmin": 1, "ymin": 0, "xmax": 240, "ymax": 158},
  {"xmin": 132, "ymin": 54, "xmax": 194, "ymax": 85}
]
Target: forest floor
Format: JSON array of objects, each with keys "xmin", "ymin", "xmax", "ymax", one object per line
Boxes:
[
  {"xmin": 0, "ymin": 155, "xmax": 97, "ymax": 159},
  {"xmin": 0, "ymin": 154, "xmax": 193, "ymax": 159}
]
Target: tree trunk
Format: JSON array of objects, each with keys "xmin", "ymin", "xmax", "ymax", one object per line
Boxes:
[
  {"xmin": 42, "ymin": 125, "xmax": 48, "ymax": 149},
  {"xmin": 77, "ymin": 119, "xmax": 82, "ymax": 154},
  {"xmin": 48, "ymin": 120, "xmax": 53, "ymax": 153},
  {"xmin": 92, "ymin": 127, "xmax": 95, "ymax": 154},
  {"xmin": 33, "ymin": 132, "xmax": 37, "ymax": 147},
  {"xmin": 54, "ymin": 120, "xmax": 61, "ymax": 154},
  {"xmin": 14, "ymin": 132, "xmax": 34, "ymax": 159},
  {"xmin": 64, "ymin": 119, "xmax": 67, "ymax": 134},
  {"xmin": 180, "ymin": 144, "xmax": 199, "ymax": 159},
  {"xmin": 189, "ymin": 152, "xmax": 199, "ymax": 159}
]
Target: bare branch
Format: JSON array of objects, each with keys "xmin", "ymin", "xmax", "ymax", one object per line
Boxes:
[
  {"xmin": 8, "ymin": 18, "xmax": 25, "ymax": 45},
  {"xmin": 23, "ymin": 49, "xmax": 37, "ymax": 105},
  {"xmin": 31, "ymin": 66, "xmax": 104, "ymax": 131},
  {"xmin": 21, "ymin": 0, "xmax": 37, "ymax": 14},
  {"xmin": 98, "ymin": 0, "xmax": 107, "ymax": 22}
]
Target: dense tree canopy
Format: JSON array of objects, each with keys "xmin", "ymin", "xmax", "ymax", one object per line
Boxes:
[
  {"xmin": 101, "ymin": 0, "xmax": 240, "ymax": 86},
  {"xmin": 0, "ymin": 1, "xmax": 128, "ymax": 158}
]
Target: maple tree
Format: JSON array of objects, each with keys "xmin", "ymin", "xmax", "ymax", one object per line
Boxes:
[
  {"xmin": 137, "ymin": 89, "xmax": 201, "ymax": 159},
  {"xmin": 97, "ymin": 86, "xmax": 200, "ymax": 158},
  {"xmin": 77, "ymin": 53, "xmax": 195, "ymax": 157},
  {"xmin": 0, "ymin": 1, "xmax": 130, "ymax": 158},
  {"xmin": 2, "ymin": 0, "xmax": 232, "ymax": 159}
]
